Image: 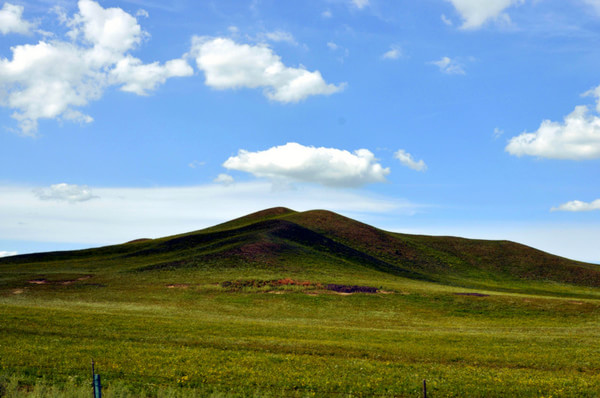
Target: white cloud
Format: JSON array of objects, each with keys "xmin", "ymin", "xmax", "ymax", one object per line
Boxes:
[
  {"xmin": 394, "ymin": 149, "xmax": 427, "ymax": 172},
  {"xmin": 223, "ymin": 142, "xmax": 390, "ymax": 187},
  {"xmin": 191, "ymin": 37, "xmax": 345, "ymax": 103},
  {"xmin": 214, "ymin": 173, "xmax": 234, "ymax": 185},
  {"xmin": 441, "ymin": 14, "xmax": 453, "ymax": 26},
  {"xmin": 351, "ymin": 0, "xmax": 370, "ymax": 9},
  {"xmin": 551, "ymin": 199, "xmax": 600, "ymax": 212},
  {"xmin": 322, "ymin": 10, "xmax": 332, "ymax": 18},
  {"xmin": 493, "ymin": 127, "xmax": 504, "ymax": 139},
  {"xmin": 445, "ymin": 0, "xmax": 523, "ymax": 30},
  {"xmin": 430, "ymin": 56, "xmax": 465, "ymax": 75},
  {"xmin": 582, "ymin": 0, "xmax": 600, "ymax": 13},
  {"xmin": 34, "ymin": 183, "xmax": 97, "ymax": 203},
  {"xmin": 0, "ymin": 251, "xmax": 17, "ymax": 258},
  {"xmin": 0, "ymin": 0, "xmax": 192, "ymax": 135},
  {"xmin": 136, "ymin": 9, "xmax": 149, "ymax": 18},
  {"xmin": 0, "ymin": 2, "xmax": 36, "ymax": 35},
  {"xmin": 188, "ymin": 160, "xmax": 205, "ymax": 169},
  {"xmin": 258, "ymin": 30, "xmax": 297, "ymax": 45},
  {"xmin": 0, "ymin": 183, "xmax": 417, "ymax": 246},
  {"xmin": 382, "ymin": 46, "xmax": 402, "ymax": 60},
  {"xmin": 506, "ymin": 105, "xmax": 600, "ymax": 159},
  {"xmin": 110, "ymin": 56, "xmax": 193, "ymax": 95},
  {"xmin": 327, "ymin": 41, "xmax": 349, "ymax": 62}
]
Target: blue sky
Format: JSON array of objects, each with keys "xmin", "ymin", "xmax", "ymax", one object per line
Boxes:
[{"xmin": 1, "ymin": 0, "xmax": 599, "ymax": 263}]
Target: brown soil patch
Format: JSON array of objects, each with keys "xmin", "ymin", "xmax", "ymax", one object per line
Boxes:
[
  {"xmin": 568, "ymin": 301, "xmax": 584, "ymax": 305},
  {"xmin": 12, "ymin": 289, "xmax": 24, "ymax": 294},
  {"xmin": 28, "ymin": 279, "xmax": 47, "ymax": 285}
]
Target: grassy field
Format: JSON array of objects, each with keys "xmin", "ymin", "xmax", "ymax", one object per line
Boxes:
[{"xmin": 1, "ymin": 208, "xmax": 599, "ymax": 397}]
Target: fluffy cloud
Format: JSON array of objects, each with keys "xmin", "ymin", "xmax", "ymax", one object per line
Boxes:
[
  {"xmin": 382, "ymin": 46, "xmax": 402, "ymax": 60},
  {"xmin": 191, "ymin": 37, "xmax": 345, "ymax": 103},
  {"xmin": 258, "ymin": 30, "xmax": 297, "ymax": 45},
  {"xmin": 506, "ymin": 105, "xmax": 600, "ymax": 159},
  {"xmin": 394, "ymin": 150, "xmax": 427, "ymax": 172},
  {"xmin": 214, "ymin": 173, "xmax": 234, "ymax": 185},
  {"xmin": 223, "ymin": 143, "xmax": 390, "ymax": 187},
  {"xmin": 430, "ymin": 56, "xmax": 465, "ymax": 75},
  {"xmin": 0, "ymin": 3, "xmax": 36, "ymax": 35},
  {"xmin": 34, "ymin": 183, "xmax": 97, "ymax": 203},
  {"xmin": 441, "ymin": 14, "xmax": 453, "ymax": 26},
  {"xmin": 0, "ymin": 251, "xmax": 17, "ymax": 258},
  {"xmin": 551, "ymin": 199, "xmax": 600, "ymax": 212},
  {"xmin": 351, "ymin": 0, "xmax": 370, "ymax": 9},
  {"xmin": 582, "ymin": 0, "xmax": 600, "ymax": 13},
  {"xmin": 445, "ymin": 0, "xmax": 523, "ymax": 29},
  {"xmin": 0, "ymin": 183, "xmax": 416, "ymax": 246},
  {"xmin": 0, "ymin": 0, "xmax": 192, "ymax": 135},
  {"xmin": 110, "ymin": 56, "xmax": 193, "ymax": 95}
]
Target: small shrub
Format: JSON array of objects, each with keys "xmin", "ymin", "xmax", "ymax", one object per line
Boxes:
[{"xmin": 325, "ymin": 284, "xmax": 378, "ymax": 293}]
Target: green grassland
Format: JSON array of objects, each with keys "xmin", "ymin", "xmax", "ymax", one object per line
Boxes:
[{"xmin": 1, "ymin": 208, "xmax": 599, "ymax": 397}]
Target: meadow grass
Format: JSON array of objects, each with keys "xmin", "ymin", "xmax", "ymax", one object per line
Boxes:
[{"xmin": 1, "ymin": 264, "xmax": 599, "ymax": 397}]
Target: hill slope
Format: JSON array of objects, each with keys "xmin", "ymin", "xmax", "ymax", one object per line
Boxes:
[{"xmin": 1, "ymin": 207, "xmax": 599, "ymax": 292}]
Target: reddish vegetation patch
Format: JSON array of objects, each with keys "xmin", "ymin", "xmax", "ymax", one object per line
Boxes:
[
  {"xmin": 235, "ymin": 241, "xmax": 284, "ymax": 262},
  {"xmin": 454, "ymin": 292, "xmax": 490, "ymax": 297},
  {"xmin": 289, "ymin": 210, "xmax": 421, "ymax": 261},
  {"xmin": 125, "ymin": 238, "xmax": 152, "ymax": 244}
]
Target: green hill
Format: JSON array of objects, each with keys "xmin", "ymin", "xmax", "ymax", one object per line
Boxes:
[{"xmin": 3, "ymin": 207, "xmax": 598, "ymax": 293}]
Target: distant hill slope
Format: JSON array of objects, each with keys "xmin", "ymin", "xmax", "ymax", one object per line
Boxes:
[{"xmin": 2, "ymin": 207, "xmax": 599, "ymax": 289}]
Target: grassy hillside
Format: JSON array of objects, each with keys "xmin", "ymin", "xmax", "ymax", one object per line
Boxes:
[{"xmin": 1, "ymin": 208, "xmax": 599, "ymax": 396}]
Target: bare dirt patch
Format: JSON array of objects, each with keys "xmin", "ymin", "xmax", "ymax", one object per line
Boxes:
[
  {"xmin": 166, "ymin": 284, "xmax": 190, "ymax": 289},
  {"xmin": 12, "ymin": 289, "xmax": 24, "ymax": 294},
  {"xmin": 28, "ymin": 279, "xmax": 47, "ymax": 285}
]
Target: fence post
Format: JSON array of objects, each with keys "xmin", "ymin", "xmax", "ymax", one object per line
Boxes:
[
  {"xmin": 91, "ymin": 359, "xmax": 102, "ymax": 398},
  {"xmin": 423, "ymin": 379, "xmax": 427, "ymax": 398},
  {"xmin": 91, "ymin": 359, "xmax": 96, "ymax": 398},
  {"xmin": 94, "ymin": 374, "xmax": 102, "ymax": 398}
]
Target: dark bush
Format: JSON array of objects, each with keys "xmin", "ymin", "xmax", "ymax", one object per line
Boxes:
[{"xmin": 325, "ymin": 284, "xmax": 377, "ymax": 293}]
